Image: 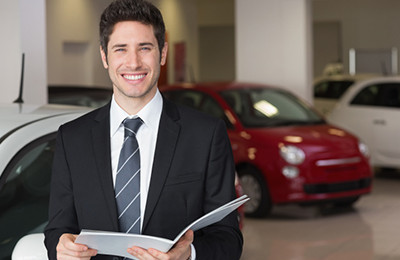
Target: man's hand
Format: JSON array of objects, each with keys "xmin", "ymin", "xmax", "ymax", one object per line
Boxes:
[
  {"xmin": 127, "ymin": 230, "xmax": 194, "ymax": 260},
  {"xmin": 56, "ymin": 233, "xmax": 98, "ymax": 259}
]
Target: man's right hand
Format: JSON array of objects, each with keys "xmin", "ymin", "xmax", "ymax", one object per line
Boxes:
[{"xmin": 56, "ymin": 233, "xmax": 98, "ymax": 259}]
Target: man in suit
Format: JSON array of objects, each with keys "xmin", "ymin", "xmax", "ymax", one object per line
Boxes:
[{"xmin": 44, "ymin": 0, "xmax": 243, "ymax": 259}]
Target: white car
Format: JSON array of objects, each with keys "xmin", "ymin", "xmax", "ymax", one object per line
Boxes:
[
  {"xmin": 327, "ymin": 76, "xmax": 400, "ymax": 170},
  {"xmin": 313, "ymin": 74, "xmax": 377, "ymax": 116},
  {"xmin": 0, "ymin": 103, "xmax": 91, "ymax": 259}
]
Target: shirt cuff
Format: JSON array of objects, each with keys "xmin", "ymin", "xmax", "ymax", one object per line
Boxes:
[{"xmin": 189, "ymin": 244, "xmax": 196, "ymax": 260}]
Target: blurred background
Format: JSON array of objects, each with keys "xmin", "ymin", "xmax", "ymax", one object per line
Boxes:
[
  {"xmin": 1, "ymin": 0, "xmax": 399, "ymax": 104},
  {"xmin": 2, "ymin": 1, "xmax": 400, "ymax": 259}
]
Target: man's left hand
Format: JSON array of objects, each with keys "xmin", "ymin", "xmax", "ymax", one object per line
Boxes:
[{"xmin": 127, "ymin": 230, "xmax": 193, "ymax": 260}]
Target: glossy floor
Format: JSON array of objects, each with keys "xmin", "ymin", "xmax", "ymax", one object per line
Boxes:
[{"xmin": 241, "ymin": 170, "xmax": 400, "ymax": 260}]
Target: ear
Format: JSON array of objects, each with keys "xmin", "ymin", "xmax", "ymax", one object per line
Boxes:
[
  {"xmin": 100, "ymin": 46, "xmax": 109, "ymax": 69},
  {"xmin": 160, "ymin": 42, "xmax": 168, "ymax": 66}
]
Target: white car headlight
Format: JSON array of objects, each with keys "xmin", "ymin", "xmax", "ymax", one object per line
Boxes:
[
  {"xmin": 358, "ymin": 141, "xmax": 370, "ymax": 158},
  {"xmin": 279, "ymin": 145, "xmax": 305, "ymax": 165}
]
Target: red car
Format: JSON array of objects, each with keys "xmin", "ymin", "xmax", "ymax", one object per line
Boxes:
[{"xmin": 161, "ymin": 82, "xmax": 373, "ymax": 217}]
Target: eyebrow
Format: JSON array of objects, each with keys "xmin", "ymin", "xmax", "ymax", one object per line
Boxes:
[
  {"xmin": 139, "ymin": 42, "xmax": 155, "ymax": 47},
  {"xmin": 111, "ymin": 42, "xmax": 155, "ymax": 49},
  {"xmin": 111, "ymin": 44, "xmax": 127, "ymax": 50}
]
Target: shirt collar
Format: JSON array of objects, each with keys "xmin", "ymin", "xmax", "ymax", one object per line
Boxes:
[{"xmin": 110, "ymin": 89, "xmax": 163, "ymax": 137}]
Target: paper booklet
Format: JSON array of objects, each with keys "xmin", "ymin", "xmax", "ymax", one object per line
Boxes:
[{"xmin": 75, "ymin": 195, "xmax": 249, "ymax": 258}]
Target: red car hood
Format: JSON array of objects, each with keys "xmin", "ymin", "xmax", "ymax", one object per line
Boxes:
[{"xmin": 244, "ymin": 124, "xmax": 360, "ymax": 156}]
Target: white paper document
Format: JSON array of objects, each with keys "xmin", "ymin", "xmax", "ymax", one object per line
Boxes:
[{"xmin": 75, "ymin": 195, "xmax": 249, "ymax": 258}]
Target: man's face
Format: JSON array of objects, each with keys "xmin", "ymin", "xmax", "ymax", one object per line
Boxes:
[{"xmin": 100, "ymin": 21, "xmax": 167, "ymax": 107}]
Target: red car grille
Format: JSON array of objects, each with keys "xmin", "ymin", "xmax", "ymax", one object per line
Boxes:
[
  {"xmin": 323, "ymin": 165, "xmax": 358, "ymax": 174},
  {"xmin": 304, "ymin": 178, "xmax": 372, "ymax": 194},
  {"xmin": 310, "ymin": 156, "xmax": 368, "ymax": 179}
]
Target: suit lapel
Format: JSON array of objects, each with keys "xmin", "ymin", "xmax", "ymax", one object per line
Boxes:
[
  {"xmin": 142, "ymin": 98, "xmax": 180, "ymax": 231},
  {"xmin": 91, "ymin": 104, "xmax": 119, "ymax": 231}
]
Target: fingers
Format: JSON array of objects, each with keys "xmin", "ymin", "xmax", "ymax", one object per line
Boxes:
[
  {"xmin": 165, "ymin": 230, "xmax": 194, "ymax": 259},
  {"xmin": 128, "ymin": 246, "xmax": 171, "ymax": 260},
  {"xmin": 178, "ymin": 230, "xmax": 194, "ymax": 246},
  {"xmin": 171, "ymin": 229, "xmax": 193, "ymax": 252},
  {"xmin": 127, "ymin": 247, "xmax": 155, "ymax": 259},
  {"xmin": 57, "ymin": 233, "xmax": 97, "ymax": 259},
  {"xmin": 127, "ymin": 230, "xmax": 193, "ymax": 260}
]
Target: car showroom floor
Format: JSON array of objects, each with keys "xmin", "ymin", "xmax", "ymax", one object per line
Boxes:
[{"xmin": 240, "ymin": 169, "xmax": 400, "ymax": 260}]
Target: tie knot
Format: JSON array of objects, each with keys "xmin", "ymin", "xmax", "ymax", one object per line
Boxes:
[{"xmin": 123, "ymin": 117, "xmax": 143, "ymax": 137}]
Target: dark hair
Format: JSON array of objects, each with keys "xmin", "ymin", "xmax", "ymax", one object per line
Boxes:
[{"xmin": 99, "ymin": 0, "xmax": 166, "ymax": 57}]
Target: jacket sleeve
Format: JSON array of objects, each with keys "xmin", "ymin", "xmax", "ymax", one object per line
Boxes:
[
  {"xmin": 44, "ymin": 126, "xmax": 80, "ymax": 259},
  {"xmin": 192, "ymin": 119, "xmax": 243, "ymax": 259}
]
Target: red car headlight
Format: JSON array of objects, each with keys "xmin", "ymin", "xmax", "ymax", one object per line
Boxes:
[
  {"xmin": 279, "ymin": 145, "xmax": 305, "ymax": 165},
  {"xmin": 358, "ymin": 140, "xmax": 370, "ymax": 158}
]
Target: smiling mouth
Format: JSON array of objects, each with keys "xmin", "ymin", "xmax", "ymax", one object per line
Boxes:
[{"xmin": 122, "ymin": 74, "xmax": 146, "ymax": 80}]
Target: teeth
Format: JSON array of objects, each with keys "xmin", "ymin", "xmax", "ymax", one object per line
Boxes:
[{"xmin": 123, "ymin": 74, "xmax": 145, "ymax": 80}]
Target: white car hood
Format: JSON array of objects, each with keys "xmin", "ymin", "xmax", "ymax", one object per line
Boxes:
[{"xmin": 0, "ymin": 103, "xmax": 90, "ymax": 138}]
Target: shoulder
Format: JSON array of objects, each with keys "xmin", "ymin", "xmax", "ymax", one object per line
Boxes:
[
  {"xmin": 59, "ymin": 103, "xmax": 110, "ymax": 134},
  {"xmin": 162, "ymin": 97, "xmax": 228, "ymax": 138},
  {"xmin": 163, "ymin": 97, "xmax": 223, "ymax": 128},
  {"xmin": 163, "ymin": 97, "xmax": 219, "ymax": 123}
]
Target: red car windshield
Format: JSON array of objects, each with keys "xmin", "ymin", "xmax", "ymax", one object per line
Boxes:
[{"xmin": 220, "ymin": 88, "xmax": 324, "ymax": 128}]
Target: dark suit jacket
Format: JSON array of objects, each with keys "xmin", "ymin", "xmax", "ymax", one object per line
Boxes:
[{"xmin": 44, "ymin": 97, "xmax": 243, "ymax": 259}]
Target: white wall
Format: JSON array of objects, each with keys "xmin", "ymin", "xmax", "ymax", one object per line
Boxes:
[
  {"xmin": 20, "ymin": 0, "xmax": 47, "ymax": 104},
  {"xmin": 313, "ymin": 0, "xmax": 400, "ymax": 75},
  {"xmin": 197, "ymin": 0, "xmax": 234, "ymax": 27},
  {"xmin": 197, "ymin": 0, "xmax": 235, "ymax": 82},
  {"xmin": 0, "ymin": 1, "xmax": 21, "ymax": 103},
  {"xmin": 46, "ymin": 0, "xmax": 112, "ymax": 87},
  {"xmin": 154, "ymin": 0, "xmax": 199, "ymax": 84},
  {"xmin": 47, "ymin": 0, "xmax": 198, "ymax": 87},
  {"xmin": 0, "ymin": 0, "xmax": 47, "ymax": 104},
  {"xmin": 236, "ymin": 0, "xmax": 313, "ymax": 102}
]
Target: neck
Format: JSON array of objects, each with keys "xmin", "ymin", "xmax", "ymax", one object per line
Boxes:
[{"xmin": 114, "ymin": 88, "xmax": 157, "ymax": 115}]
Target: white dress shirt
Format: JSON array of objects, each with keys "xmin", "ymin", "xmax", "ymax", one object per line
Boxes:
[{"xmin": 110, "ymin": 89, "xmax": 162, "ymax": 230}]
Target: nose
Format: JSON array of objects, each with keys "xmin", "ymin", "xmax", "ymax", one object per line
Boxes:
[{"xmin": 125, "ymin": 50, "xmax": 142, "ymax": 69}]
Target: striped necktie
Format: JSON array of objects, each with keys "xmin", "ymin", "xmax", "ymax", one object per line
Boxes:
[{"xmin": 115, "ymin": 117, "xmax": 143, "ymax": 234}]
